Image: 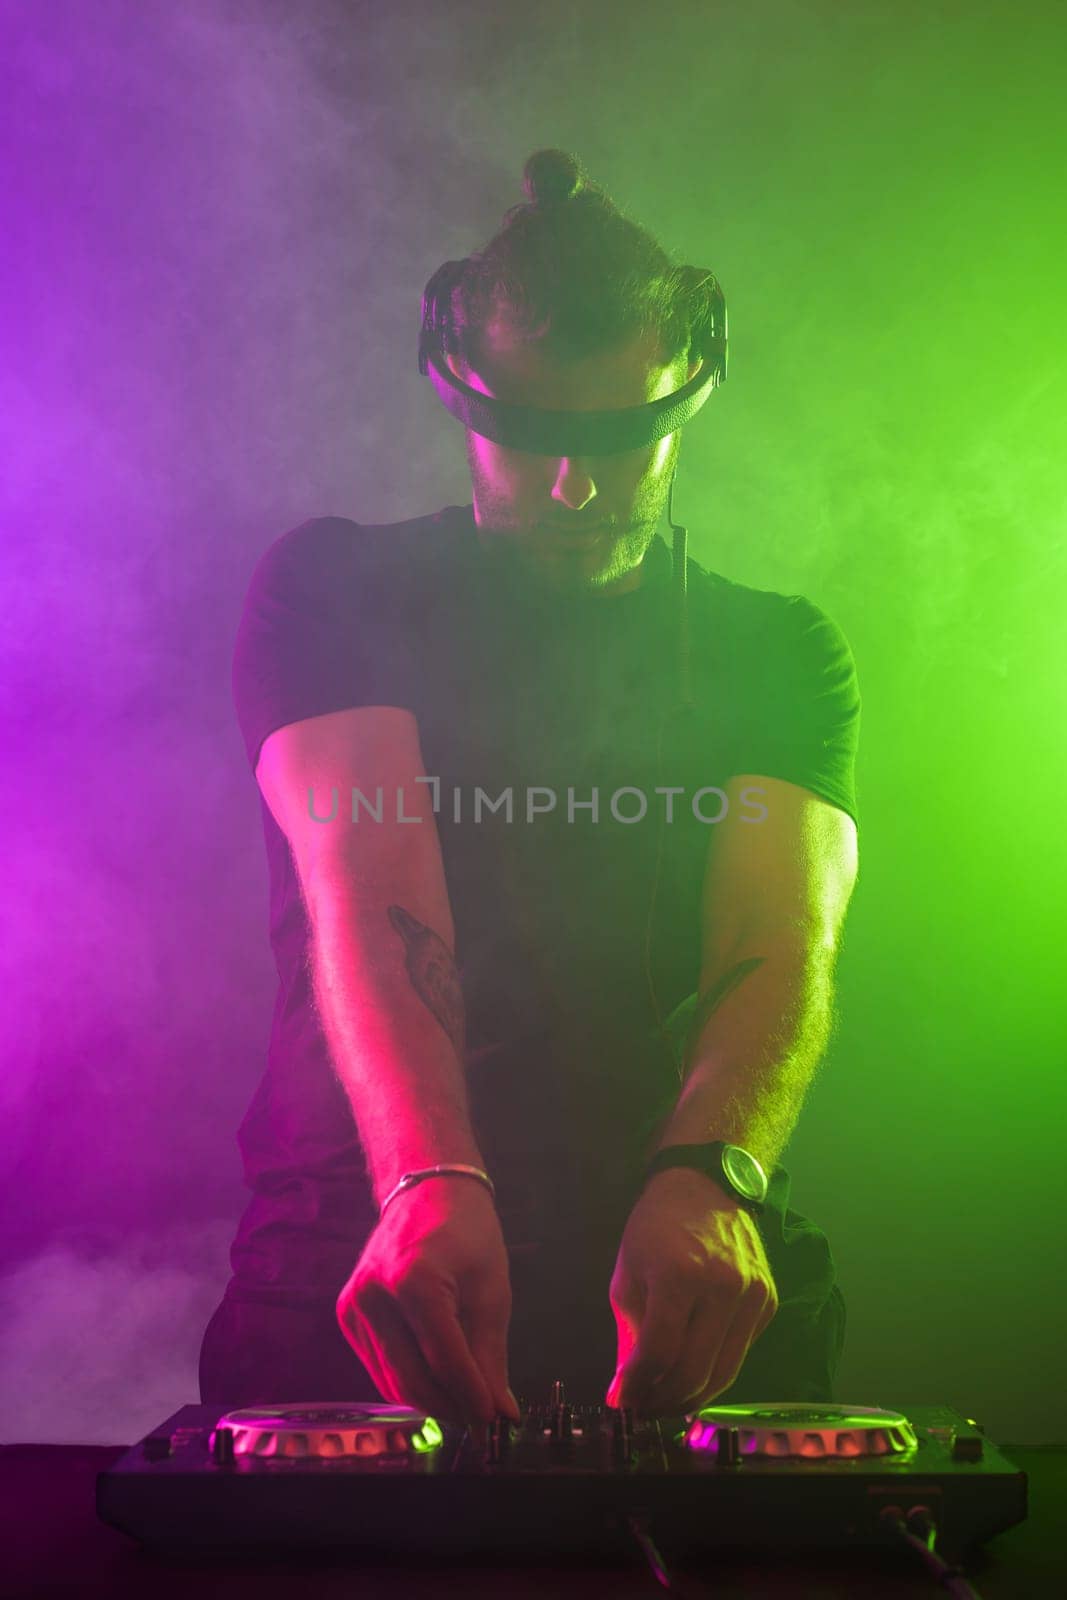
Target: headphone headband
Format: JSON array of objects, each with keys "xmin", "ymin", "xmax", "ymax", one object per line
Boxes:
[{"xmin": 417, "ymin": 257, "xmax": 727, "ymax": 456}]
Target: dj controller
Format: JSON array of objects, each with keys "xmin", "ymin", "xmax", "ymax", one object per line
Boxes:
[{"xmin": 96, "ymin": 1381, "xmax": 1027, "ymax": 1574}]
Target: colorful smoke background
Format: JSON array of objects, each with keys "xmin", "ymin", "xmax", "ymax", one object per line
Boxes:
[{"xmin": 1, "ymin": 0, "xmax": 1062, "ymax": 1447}]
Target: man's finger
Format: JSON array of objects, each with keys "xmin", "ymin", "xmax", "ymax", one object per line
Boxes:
[
  {"xmin": 687, "ymin": 1286, "xmax": 771, "ymax": 1414},
  {"xmin": 638, "ymin": 1293, "xmax": 732, "ymax": 1415},
  {"xmin": 347, "ymin": 1289, "xmax": 468, "ymax": 1419},
  {"xmin": 463, "ymin": 1305, "xmax": 519, "ymax": 1421},
  {"xmin": 336, "ymin": 1298, "xmax": 391, "ymax": 1396},
  {"xmin": 611, "ymin": 1280, "xmax": 694, "ymax": 1407},
  {"xmin": 608, "ymin": 1275, "xmax": 643, "ymax": 1373},
  {"xmin": 397, "ymin": 1282, "xmax": 497, "ymax": 1422},
  {"xmin": 695, "ymin": 1291, "xmax": 770, "ymax": 1408}
]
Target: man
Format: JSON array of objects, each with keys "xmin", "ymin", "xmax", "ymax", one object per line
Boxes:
[{"xmin": 200, "ymin": 152, "xmax": 860, "ymax": 1425}]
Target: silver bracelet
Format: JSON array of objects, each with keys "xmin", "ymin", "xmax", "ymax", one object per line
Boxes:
[{"xmin": 378, "ymin": 1163, "xmax": 496, "ymax": 1220}]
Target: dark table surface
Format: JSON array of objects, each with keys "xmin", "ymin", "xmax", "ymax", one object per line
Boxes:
[{"xmin": 1, "ymin": 1440, "xmax": 1063, "ymax": 1599}]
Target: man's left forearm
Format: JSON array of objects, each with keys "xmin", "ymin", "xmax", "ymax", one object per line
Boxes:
[{"xmin": 649, "ymin": 945, "xmax": 837, "ymax": 1174}]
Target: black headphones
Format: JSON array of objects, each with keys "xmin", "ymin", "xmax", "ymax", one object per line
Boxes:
[
  {"xmin": 417, "ymin": 258, "xmax": 726, "ymax": 456},
  {"xmin": 417, "ymin": 254, "xmax": 730, "ymax": 1090}
]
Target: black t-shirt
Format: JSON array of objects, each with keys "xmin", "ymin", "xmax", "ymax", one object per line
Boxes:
[{"xmin": 230, "ymin": 502, "xmax": 860, "ymax": 1252}]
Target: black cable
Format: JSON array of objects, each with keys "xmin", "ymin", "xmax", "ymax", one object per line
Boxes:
[
  {"xmin": 668, "ymin": 470, "xmax": 695, "ymax": 716},
  {"xmin": 879, "ymin": 1505, "xmax": 986, "ymax": 1598},
  {"xmin": 641, "ymin": 470, "xmax": 699, "ymax": 1094},
  {"xmin": 628, "ymin": 1510, "xmax": 714, "ymax": 1596},
  {"xmin": 629, "ymin": 1503, "xmax": 994, "ymax": 1599},
  {"xmin": 628, "ymin": 1510, "xmax": 674, "ymax": 1589}
]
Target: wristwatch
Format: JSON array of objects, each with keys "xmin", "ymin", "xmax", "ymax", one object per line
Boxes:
[{"xmin": 643, "ymin": 1141, "xmax": 769, "ymax": 1215}]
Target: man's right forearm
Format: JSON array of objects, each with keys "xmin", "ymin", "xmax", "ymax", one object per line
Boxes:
[{"xmin": 307, "ymin": 887, "xmax": 487, "ymax": 1209}]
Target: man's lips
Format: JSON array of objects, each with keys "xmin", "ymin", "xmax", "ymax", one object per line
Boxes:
[{"xmin": 547, "ymin": 534, "xmax": 614, "ymax": 547}]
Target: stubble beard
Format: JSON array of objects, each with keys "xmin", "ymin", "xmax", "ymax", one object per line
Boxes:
[{"xmin": 467, "ymin": 438, "xmax": 678, "ymax": 596}]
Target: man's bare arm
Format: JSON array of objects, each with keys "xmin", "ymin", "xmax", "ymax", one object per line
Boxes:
[
  {"xmin": 255, "ymin": 702, "xmax": 517, "ymax": 1423},
  {"xmin": 648, "ymin": 775, "xmax": 858, "ymax": 1172},
  {"xmin": 650, "ymin": 947, "xmax": 835, "ymax": 1172},
  {"xmin": 256, "ymin": 705, "xmax": 487, "ymax": 1208}
]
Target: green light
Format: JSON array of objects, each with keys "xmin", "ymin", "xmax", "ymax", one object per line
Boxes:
[{"xmin": 410, "ymin": 1416, "xmax": 444, "ymax": 1453}]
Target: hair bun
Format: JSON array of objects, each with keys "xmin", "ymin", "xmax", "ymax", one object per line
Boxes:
[{"xmin": 522, "ymin": 148, "xmax": 584, "ymax": 207}]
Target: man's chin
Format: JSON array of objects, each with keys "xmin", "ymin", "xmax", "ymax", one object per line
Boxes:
[
  {"xmin": 532, "ymin": 545, "xmax": 617, "ymax": 586},
  {"xmin": 477, "ymin": 525, "xmax": 640, "ymax": 593}
]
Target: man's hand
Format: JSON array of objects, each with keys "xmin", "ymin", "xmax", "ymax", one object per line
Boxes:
[
  {"xmin": 605, "ymin": 1167, "xmax": 779, "ymax": 1417},
  {"xmin": 336, "ymin": 1179, "xmax": 521, "ymax": 1427}
]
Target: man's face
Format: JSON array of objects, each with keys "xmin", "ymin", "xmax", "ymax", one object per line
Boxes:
[{"xmin": 445, "ymin": 321, "xmax": 703, "ymax": 597}]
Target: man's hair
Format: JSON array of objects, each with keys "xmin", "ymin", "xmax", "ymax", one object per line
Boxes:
[{"xmin": 448, "ymin": 148, "xmax": 704, "ymax": 378}]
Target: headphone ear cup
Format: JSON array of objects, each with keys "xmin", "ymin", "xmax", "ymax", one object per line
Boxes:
[
  {"xmin": 418, "ymin": 259, "xmax": 471, "ymax": 375},
  {"xmin": 674, "ymin": 265, "xmax": 727, "ymax": 390}
]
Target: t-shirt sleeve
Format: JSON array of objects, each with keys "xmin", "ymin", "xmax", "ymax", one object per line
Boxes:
[
  {"xmin": 231, "ymin": 516, "xmax": 419, "ymax": 773},
  {"xmin": 727, "ymin": 592, "xmax": 861, "ymax": 831}
]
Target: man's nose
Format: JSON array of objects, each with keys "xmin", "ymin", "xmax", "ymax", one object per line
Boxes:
[{"xmin": 550, "ymin": 457, "xmax": 597, "ymax": 511}]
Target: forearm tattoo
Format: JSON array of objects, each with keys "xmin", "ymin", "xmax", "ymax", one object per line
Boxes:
[
  {"xmin": 681, "ymin": 954, "xmax": 767, "ymax": 1076},
  {"xmin": 387, "ymin": 904, "xmax": 467, "ymax": 1063}
]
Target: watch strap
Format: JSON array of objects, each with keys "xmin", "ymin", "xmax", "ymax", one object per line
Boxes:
[{"xmin": 643, "ymin": 1141, "xmax": 768, "ymax": 1213}]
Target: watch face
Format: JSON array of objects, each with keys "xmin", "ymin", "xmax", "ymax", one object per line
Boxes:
[{"xmin": 722, "ymin": 1143, "xmax": 768, "ymax": 1203}]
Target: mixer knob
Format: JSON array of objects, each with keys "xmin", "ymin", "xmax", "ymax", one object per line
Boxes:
[
  {"xmin": 612, "ymin": 1405, "xmax": 634, "ymax": 1464},
  {"xmin": 550, "ymin": 1402, "xmax": 573, "ymax": 1443},
  {"xmin": 951, "ymin": 1427, "xmax": 984, "ymax": 1462},
  {"xmin": 485, "ymin": 1415, "xmax": 512, "ymax": 1465}
]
